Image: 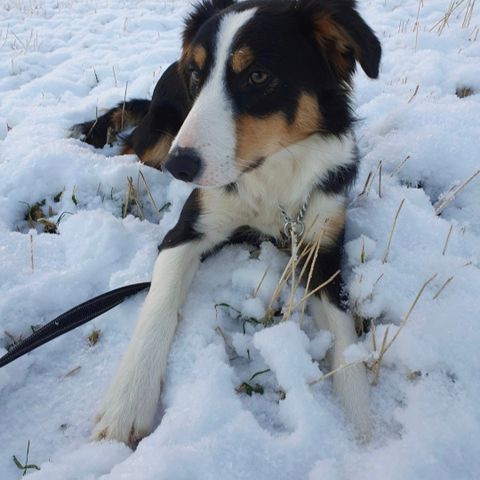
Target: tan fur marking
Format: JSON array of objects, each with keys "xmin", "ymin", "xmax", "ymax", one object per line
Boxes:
[
  {"xmin": 313, "ymin": 13, "xmax": 358, "ymax": 77},
  {"xmin": 111, "ymin": 108, "xmax": 137, "ymax": 132},
  {"xmin": 295, "ymin": 93, "xmax": 323, "ymax": 137},
  {"xmin": 140, "ymin": 137, "xmax": 173, "ymax": 168},
  {"xmin": 324, "ymin": 211, "xmax": 346, "ymax": 245},
  {"xmin": 304, "ymin": 206, "xmax": 345, "ymax": 248},
  {"xmin": 231, "ymin": 47, "xmax": 254, "ymax": 73},
  {"xmin": 235, "ymin": 93, "xmax": 321, "ymax": 169},
  {"xmin": 180, "ymin": 42, "xmax": 192, "ymax": 66},
  {"xmin": 121, "ymin": 145, "xmax": 135, "ymax": 155},
  {"xmin": 193, "ymin": 45, "xmax": 207, "ymax": 70}
]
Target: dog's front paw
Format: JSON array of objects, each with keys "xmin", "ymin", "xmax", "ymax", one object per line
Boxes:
[
  {"xmin": 93, "ymin": 408, "xmax": 152, "ymax": 447},
  {"xmin": 92, "ymin": 372, "xmax": 162, "ymax": 446}
]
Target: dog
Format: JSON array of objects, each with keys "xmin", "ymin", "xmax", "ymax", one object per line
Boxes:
[{"xmin": 72, "ymin": 0, "xmax": 381, "ymax": 446}]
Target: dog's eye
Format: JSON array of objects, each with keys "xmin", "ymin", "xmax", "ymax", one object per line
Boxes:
[
  {"xmin": 189, "ymin": 69, "xmax": 201, "ymax": 96},
  {"xmin": 191, "ymin": 70, "xmax": 201, "ymax": 84},
  {"xmin": 249, "ymin": 71, "xmax": 269, "ymax": 86}
]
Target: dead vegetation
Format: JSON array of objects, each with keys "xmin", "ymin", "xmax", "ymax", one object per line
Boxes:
[
  {"xmin": 456, "ymin": 86, "xmax": 476, "ymax": 98},
  {"xmin": 87, "ymin": 329, "xmax": 101, "ymax": 347},
  {"xmin": 434, "ymin": 169, "xmax": 480, "ymax": 215}
]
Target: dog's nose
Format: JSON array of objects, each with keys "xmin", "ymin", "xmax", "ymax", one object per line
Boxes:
[{"xmin": 165, "ymin": 147, "xmax": 202, "ymax": 183}]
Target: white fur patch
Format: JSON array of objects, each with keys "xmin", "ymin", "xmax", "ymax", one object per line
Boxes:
[
  {"xmin": 172, "ymin": 8, "xmax": 257, "ymax": 186},
  {"xmin": 311, "ymin": 294, "xmax": 373, "ymax": 439},
  {"xmin": 93, "ymin": 243, "xmax": 202, "ymax": 444}
]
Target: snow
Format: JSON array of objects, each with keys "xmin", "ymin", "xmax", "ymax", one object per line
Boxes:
[{"xmin": 0, "ymin": 0, "xmax": 479, "ymax": 479}]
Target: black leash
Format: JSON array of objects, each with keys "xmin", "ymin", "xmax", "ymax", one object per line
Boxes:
[{"xmin": 0, "ymin": 282, "xmax": 150, "ymax": 368}]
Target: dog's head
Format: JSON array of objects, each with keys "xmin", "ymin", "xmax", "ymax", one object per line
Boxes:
[{"xmin": 165, "ymin": 0, "xmax": 381, "ymax": 187}]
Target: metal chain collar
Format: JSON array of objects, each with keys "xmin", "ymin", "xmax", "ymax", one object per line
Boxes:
[{"xmin": 279, "ymin": 192, "xmax": 311, "ymax": 240}]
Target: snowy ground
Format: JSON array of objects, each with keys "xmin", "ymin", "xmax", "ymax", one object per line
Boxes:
[{"xmin": 1, "ymin": 0, "xmax": 479, "ymax": 478}]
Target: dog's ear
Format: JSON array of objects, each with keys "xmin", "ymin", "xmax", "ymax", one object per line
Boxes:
[
  {"xmin": 297, "ymin": 0, "xmax": 381, "ymax": 80},
  {"xmin": 183, "ymin": 0, "xmax": 236, "ymax": 48}
]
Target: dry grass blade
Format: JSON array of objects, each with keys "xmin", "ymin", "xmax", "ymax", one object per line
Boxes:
[
  {"xmin": 371, "ymin": 326, "xmax": 390, "ymax": 385},
  {"xmin": 123, "ymin": 178, "xmax": 131, "ymax": 218},
  {"xmin": 253, "ymin": 267, "xmax": 269, "ymax": 298},
  {"xmin": 382, "ymin": 199, "xmax": 405, "ymax": 263},
  {"xmin": 65, "ymin": 365, "xmax": 81, "ymax": 377},
  {"xmin": 298, "ymin": 225, "xmax": 326, "ymax": 324},
  {"xmin": 139, "ymin": 170, "xmax": 161, "ymax": 218},
  {"xmin": 266, "ymin": 217, "xmax": 322, "ymax": 321},
  {"xmin": 112, "ymin": 65, "xmax": 118, "ymax": 87},
  {"xmin": 309, "ymin": 358, "xmax": 366, "ymax": 386},
  {"xmin": 29, "ymin": 233, "xmax": 34, "ymax": 273},
  {"xmin": 377, "ymin": 160, "xmax": 383, "ymax": 197},
  {"xmin": 470, "ymin": 25, "xmax": 480, "ymax": 40},
  {"xmin": 407, "ymin": 84, "xmax": 420, "ymax": 103},
  {"xmin": 414, "ymin": 0, "xmax": 423, "ymax": 50},
  {"xmin": 0, "ymin": 26, "xmax": 10, "ymax": 50},
  {"xmin": 266, "ymin": 252, "xmax": 297, "ymax": 314},
  {"xmin": 432, "ymin": 276, "xmax": 454, "ymax": 300},
  {"xmin": 463, "ymin": 0, "xmax": 476, "ymax": 28},
  {"xmin": 434, "ymin": 169, "xmax": 480, "ymax": 215},
  {"xmin": 214, "ymin": 326, "xmax": 237, "ymax": 360},
  {"xmin": 442, "ymin": 225, "xmax": 453, "ymax": 255},
  {"xmin": 385, "ymin": 273, "xmax": 437, "ymax": 351},
  {"xmin": 358, "ymin": 171, "xmax": 374, "ymax": 198},
  {"xmin": 390, "ymin": 155, "xmax": 411, "ymax": 178},
  {"xmin": 371, "ymin": 319, "xmax": 377, "ymax": 352},
  {"xmin": 121, "ymin": 81, "xmax": 128, "ymax": 131},
  {"xmin": 280, "ymin": 222, "xmax": 328, "ymax": 322},
  {"xmin": 371, "ymin": 273, "xmax": 437, "ymax": 384},
  {"xmin": 284, "ymin": 234, "xmax": 300, "ymax": 321},
  {"xmin": 292, "ymin": 270, "xmax": 340, "ymax": 311},
  {"xmin": 266, "ymin": 233, "xmax": 316, "ymax": 314},
  {"xmin": 86, "ymin": 106, "xmax": 99, "ymax": 140},
  {"xmin": 430, "ymin": 0, "xmax": 465, "ymax": 35},
  {"xmin": 123, "ymin": 176, "xmax": 145, "ymax": 219},
  {"xmin": 373, "ymin": 273, "xmax": 384, "ymax": 288}
]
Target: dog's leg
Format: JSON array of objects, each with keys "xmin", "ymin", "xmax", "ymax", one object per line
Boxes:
[
  {"xmin": 302, "ymin": 206, "xmax": 372, "ymax": 439},
  {"xmin": 70, "ymin": 99, "xmax": 151, "ymax": 149},
  {"xmin": 93, "ymin": 189, "xmax": 237, "ymax": 446},
  {"xmin": 310, "ymin": 294, "xmax": 372, "ymax": 439},
  {"xmin": 92, "ymin": 242, "xmax": 200, "ymax": 445},
  {"xmin": 71, "ymin": 62, "xmax": 190, "ymax": 155}
]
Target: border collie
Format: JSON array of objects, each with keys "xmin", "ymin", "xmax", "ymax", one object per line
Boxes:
[{"xmin": 72, "ymin": 0, "xmax": 381, "ymax": 446}]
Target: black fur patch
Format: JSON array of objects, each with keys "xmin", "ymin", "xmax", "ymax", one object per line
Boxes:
[
  {"xmin": 228, "ymin": 225, "xmax": 272, "ymax": 245},
  {"xmin": 241, "ymin": 156, "xmax": 265, "ymax": 173},
  {"xmin": 201, "ymin": 225, "xmax": 273, "ymax": 261},
  {"xmin": 71, "ymin": 62, "xmax": 191, "ymax": 156},
  {"xmin": 305, "ymin": 228, "xmax": 346, "ymax": 308},
  {"xmin": 71, "ymin": 99, "xmax": 150, "ymax": 148},
  {"xmin": 158, "ymin": 189, "xmax": 203, "ymax": 252},
  {"xmin": 182, "ymin": 0, "xmax": 236, "ymax": 49},
  {"xmin": 177, "ymin": 0, "xmax": 381, "ymax": 137},
  {"xmin": 224, "ymin": 182, "xmax": 238, "ymax": 194},
  {"xmin": 124, "ymin": 62, "xmax": 191, "ymax": 160},
  {"xmin": 318, "ymin": 161, "xmax": 358, "ymax": 194}
]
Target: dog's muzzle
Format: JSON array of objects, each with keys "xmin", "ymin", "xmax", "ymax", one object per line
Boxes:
[{"xmin": 165, "ymin": 147, "xmax": 202, "ymax": 183}]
